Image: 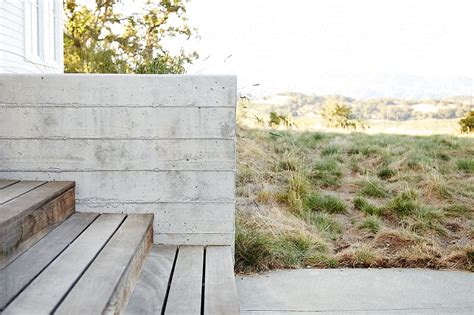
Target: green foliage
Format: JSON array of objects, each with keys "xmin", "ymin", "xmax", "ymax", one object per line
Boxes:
[
  {"xmin": 269, "ymin": 112, "xmax": 294, "ymax": 128},
  {"xmin": 459, "ymin": 110, "xmax": 474, "ymax": 133},
  {"xmin": 321, "ymin": 100, "xmax": 363, "ymax": 129},
  {"xmin": 305, "ymin": 193, "xmax": 347, "ymax": 214},
  {"xmin": 64, "ymin": 0, "xmax": 197, "ymax": 73}
]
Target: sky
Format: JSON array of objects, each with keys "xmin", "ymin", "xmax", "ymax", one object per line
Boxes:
[{"xmin": 181, "ymin": 0, "xmax": 474, "ymax": 99}]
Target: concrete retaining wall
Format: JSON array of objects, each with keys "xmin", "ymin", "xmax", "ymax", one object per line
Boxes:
[{"xmin": 0, "ymin": 74, "xmax": 237, "ymax": 245}]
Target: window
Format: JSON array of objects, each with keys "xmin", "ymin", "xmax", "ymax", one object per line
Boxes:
[{"xmin": 25, "ymin": 0, "xmax": 43, "ymax": 60}]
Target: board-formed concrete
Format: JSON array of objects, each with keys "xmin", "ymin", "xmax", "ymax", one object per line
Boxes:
[
  {"xmin": 0, "ymin": 74, "xmax": 237, "ymax": 245},
  {"xmin": 237, "ymin": 269, "xmax": 474, "ymax": 314}
]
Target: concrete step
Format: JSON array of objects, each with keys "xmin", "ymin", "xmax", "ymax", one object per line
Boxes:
[
  {"xmin": 0, "ymin": 180, "xmax": 75, "ymax": 269},
  {"xmin": 2, "ymin": 213, "xmax": 153, "ymax": 314}
]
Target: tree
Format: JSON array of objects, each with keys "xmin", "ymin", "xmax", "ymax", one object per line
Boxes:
[
  {"xmin": 321, "ymin": 100, "xmax": 363, "ymax": 129},
  {"xmin": 459, "ymin": 110, "xmax": 474, "ymax": 134},
  {"xmin": 269, "ymin": 112, "xmax": 294, "ymax": 128},
  {"xmin": 64, "ymin": 0, "xmax": 198, "ymax": 74}
]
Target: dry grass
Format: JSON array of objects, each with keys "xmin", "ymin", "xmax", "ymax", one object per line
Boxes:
[{"xmin": 235, "ymin": 125, "xmax": 474, "ymax": 273}]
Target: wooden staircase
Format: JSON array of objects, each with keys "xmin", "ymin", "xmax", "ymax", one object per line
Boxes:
[{"xmin": 0, "ymin": 180, "xmax": 239, "ymax": 315}]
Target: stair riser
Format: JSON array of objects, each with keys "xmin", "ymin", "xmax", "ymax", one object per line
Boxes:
[{"xmin": 0, "ymin": 188, "xmax": 75, "ymax": 269}]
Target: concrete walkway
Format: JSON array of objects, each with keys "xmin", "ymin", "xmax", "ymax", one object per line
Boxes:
[{"xmin": 236, "ymin": 269, "xmax": 474, "ymax": 314}]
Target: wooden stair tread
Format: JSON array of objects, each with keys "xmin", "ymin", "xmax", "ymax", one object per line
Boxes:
[
  {"xmin": 0, "ymin": 180, "xmax": 19, "ymax": 190},
  {"xmin": 0, "ymin": 181, "xmax": 76, "ymax": 269},
  {"xmin": 0, "ymin": 213, "xmax": 98, "ymax": 310},
  {"xmin": 0, "ymin": 181, "xmax": 75, "ymax": 223},
  {"xmin": 3, "ymin": 214, "xmax": 125, "ymax": 314},
  {"xmin": 126, "ymin": 245, "xmax": 240, "ymax": 315},
  {"xmin": 204, "ymin": 246, "xmax": 240, "ymax": 315},
  {"xmin": 166, "ymin": 246, "xmax": 204, "ymax": 315},
  {"xmin": 0, "ymin": 181, "xmax": 46, "ymax": 205},
  {"xmin": 55, "ymin": 214, "xmax": 153, "ymax": 315},
  {"xmin": 125, "ymin": 245, "xmax": 177, "ymax": 314}
]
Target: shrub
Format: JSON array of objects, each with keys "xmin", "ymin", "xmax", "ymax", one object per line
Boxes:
[
  {"xmin": 306, "ymin": 193, "xmax": 347, "ymax": 214},
  {"xmin": 459, "ymin": 110, "xmax": 474, "ymax": 134}
]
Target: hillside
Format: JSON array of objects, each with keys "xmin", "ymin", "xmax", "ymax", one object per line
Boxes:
[
  {"xmin": 235, "ymin": 126, "xmax": 474, "ymax": 273},
  {"xmin": 252, "ymin": 93, "xmax": 472, "ymax": 121}
]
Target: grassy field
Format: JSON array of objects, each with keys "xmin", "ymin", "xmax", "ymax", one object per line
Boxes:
[{"xmin": 235, "ymin": 126, "xmax": 474, "ymax": 273}]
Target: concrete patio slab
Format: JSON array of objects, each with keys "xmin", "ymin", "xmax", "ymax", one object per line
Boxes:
[{"xmin": 237, "ymin": 269, "xmax": 474, "ymax": 314}]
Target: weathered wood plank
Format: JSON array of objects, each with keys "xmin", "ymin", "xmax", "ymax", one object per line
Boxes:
[
  {"xmin": 0, "ymin": 107, "xmax": 235, "ymax": 139},
  {"xmin": 3, "ymin": 214, "xmax": 125, "ymax": 315},
  {"xmin": 0, "ymin": 75, "xmax": 237, "ymax": 107},
  {"xmin": 165, "ymin": 246, "xmax": 204, "ymax": 315},
  {"xmin": 124, "ymin": 245, "xmax": 177, "ymax": 315},
  {"xmin": 0, "ymin": 181, "xmax": 75, "ymax": 223},
  {"xmin": 0, "ymin": 171, "xmax": 234, "ymax": 204},
  {"xmin": 204, "ymin": 246, "xmax": 240, "ymax": 315},
  {"xmin": 0, "ymin": 184, "xmax": 76, "ymax": 269},
  {"xmin": 0, "ymin": 179, "xmax": 18, "ymax": 189},
  {"xmin": 0, "ymin": 213, "xmax": 98, "ymax": 309},
  {"xmin": 56, "ymin": 214, "xmax": 153, "ymax": 315},
  {"xmin": 0, "ymin": 139, "xmax": 235, "ymax": 171},
  {"xmin": 0, "ymin": 181, "xmax": 46, "ymax": 204}
]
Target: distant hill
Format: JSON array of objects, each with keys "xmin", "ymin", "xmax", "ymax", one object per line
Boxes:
[{"xmin": 252, "ymin": 93, "xmax": 473, "ymax": 121}]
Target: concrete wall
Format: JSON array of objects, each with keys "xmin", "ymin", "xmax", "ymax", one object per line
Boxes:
[{"xmin": 0, "ymin": 74, "xmax": 237, "ymax": 245}]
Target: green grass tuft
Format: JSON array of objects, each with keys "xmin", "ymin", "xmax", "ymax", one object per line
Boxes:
[
  {"xmin": 359, "ymin": 216, "xmax": 381, "ymax": 233},
  {"xmin": 385, "ymin": 190, "xmax": 419, "ymax": 216},
  {"xmin": 305, "ymin": 193, "xmax": 347, "ymax": 214},
  {"xmin": 321, "ymin": 145, "xmax": 340, "ymax": 156},
  {"xmin": 377, "ymin": 167, "xmax": 397, "ymax": 180},
  {"xmin": 358, "ymin": 178, "xmax": 387, "ymax": 198},
  {"xmin": 305, "ymin": 212, "xmax": 343, "ymax": 239},
  {"xmin": 311, "ymin": 159, "xmax": 342, "ymax": 187},
  {"xmin": 457, "ymin": 159, "xmax": 474, "ymax": 173},
  {"xmin": 353, "ymin": 197, "xmax": 382, "ymax": 216}
]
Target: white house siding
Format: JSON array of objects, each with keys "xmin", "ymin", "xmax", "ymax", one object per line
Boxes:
[
  {"xmin": 0, "ymin": 0, "xmax": 63, "ymax": 73},
  {"xmin": 0, "ymin": 74, "xmax": 237, "ymax": 246}
]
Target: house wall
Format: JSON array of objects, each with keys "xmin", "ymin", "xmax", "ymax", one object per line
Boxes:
[
  {"xmin": 0, "ymin": 74, "xmax": 237, "ymax": 245},
  {"xmin": 0, "ymin": 0, "xmax": 63, "ymax": 73}
]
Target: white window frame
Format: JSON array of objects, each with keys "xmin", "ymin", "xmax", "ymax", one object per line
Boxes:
[
  {"xmin": 24, "ymin": 0, "xmax": 44, "ymax": 63},
  {"xmin": 51, "ymin": 0, "xmax": 63, "ymax": 67}
]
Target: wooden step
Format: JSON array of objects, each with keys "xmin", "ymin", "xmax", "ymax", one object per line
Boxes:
[
  {"xmin": 0, "ymin": 180, "xmax": 75, "ymax": 269},
  {"xmin": 3, "ymin": 214, "xmax": 152, "ymax": 315},
  {"xmin": 125, "ymin": 245, "xmax": 240, "ymax": 315},
  {"xmin": 56, "ymin": 214, "xmax": 153, "ymax": 314},
  {"xmin": 0, "ymin": 213, "xmax": 98, "ymax": 310}
]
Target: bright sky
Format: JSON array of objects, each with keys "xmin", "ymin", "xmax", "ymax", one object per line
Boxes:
[{"xmin": 182, "ymin": 0, "xmax": 474, "ymax": 98}]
